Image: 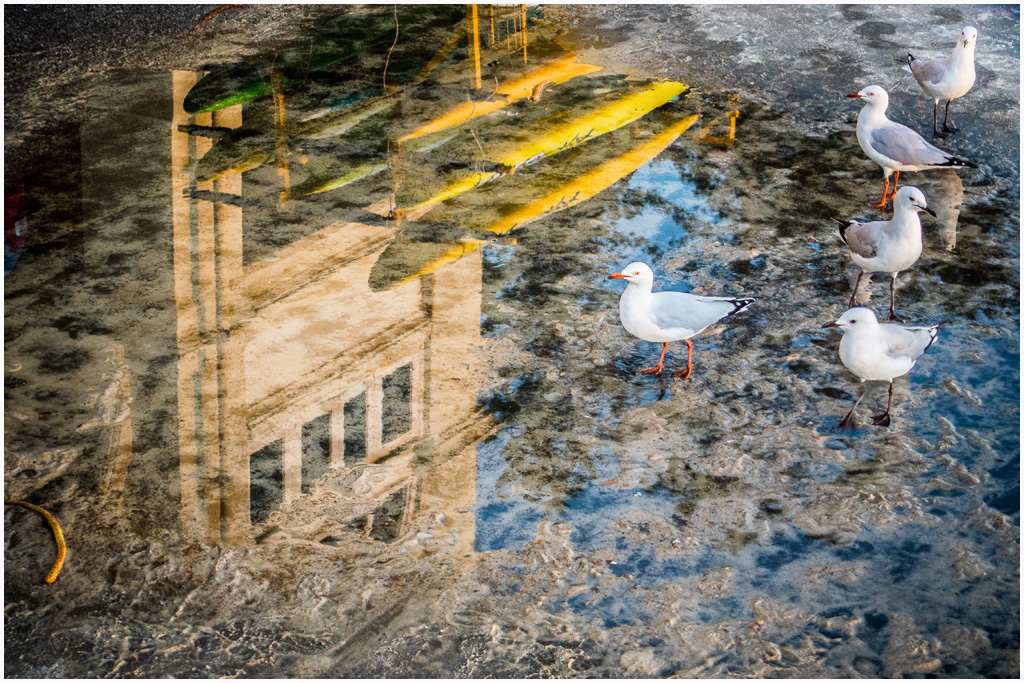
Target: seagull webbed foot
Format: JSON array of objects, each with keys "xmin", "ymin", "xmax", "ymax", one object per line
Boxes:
[
  {"xmin": 942, "ymin": 122, "xmax": 959, "ymax": 134},
  {"xmin": 639, "ymin": 364, "xmax": 664, "ymax": 376},
  {"xmin": 837, "ymin": 411, "xmax": 858, "ymax": 432},
  {"xmin": 931, "ymin": 128, "xmax": 947, "ymax": 139},
  {"xmin": 871, "ymin": 411, "xmax": 892, "ymax": 427},
  {"xmin": 672, "ymin": 366, "xmax": 692, "ymax": 380},
  {"xmin": 886, "ymin": 310, "xmax": 906, "ymax": 323}
]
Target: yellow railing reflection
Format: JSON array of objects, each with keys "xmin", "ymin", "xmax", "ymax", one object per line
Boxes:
[
  {"xmin": 397, "ymin": 55, "xmax": 603, "ymax": 142},
  {"xmin": 383, "ymin": 80, "xmax": 688, "ymax": 219},
  {"xmin": 521, "ymin": 4, "xmax": 528, "ymax": 64},
  {"xmin": 693, "ymin": 109, "xmax": 739, "ymax": 147},
  {"xmin": 483, "ymin": 113, "xmax": 700, "ymax": 235},
  {"xmin": 367, "ymin": 112, "xmax": 700, "ymax": 290},
  {"xmin": 272, "ymin": 69, "xmax": 292, "ymax": 210},
  {"xmin": 468, "ymin": 4, "xmax": 482, "ymax": 90}
]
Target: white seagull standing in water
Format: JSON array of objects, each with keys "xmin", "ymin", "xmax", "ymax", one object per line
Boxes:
[
  {"xmin": 823, "ymin": 307, "xmax": 942, "ymax": 430},
  {"xmin": 835, "ymin": 185, "xmax": 936, "ymax": 322},
  {"xmin": 848, "ymin": 85, "xmax": 975, "ymax": 210},
  {"xmin": 610, "ymin": 262, "xmax": 755, "ymax": 379},
  {"xmin": 905, "ymin": 26, "xmax": 978, "ymax": 138}
]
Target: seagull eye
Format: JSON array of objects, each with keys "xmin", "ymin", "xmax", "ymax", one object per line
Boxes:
[{"xmin": 851, "ymin": 320, "xmax": 857, "ymax": 324}]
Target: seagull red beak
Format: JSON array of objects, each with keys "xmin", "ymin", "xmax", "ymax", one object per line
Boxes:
[
  {"xmin": 847, "ymin": 92, "xmax": 862, "ymax": 98},
  {"xmin": 609, "ymin": 272, "xmax": 627, "ymax": 280}
]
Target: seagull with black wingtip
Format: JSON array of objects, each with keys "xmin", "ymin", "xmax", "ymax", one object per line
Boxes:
[
  {"xmin": 905, "ymin": 26, "xmax": 978, "ymax": 138},
  {"xmin": 848, "ymin": 85, "xmax": 975, "ymax": 210},
  {"xmin": 610, "ymin": 262, "xmax": 755, "ymax": 380},
  {"xmin": 822, "ymin": 307, "xmax": 942, "ymax": 430},
  {"xmin": 834, "ymin": 185, "xmax": 935, "ymax": 322}
]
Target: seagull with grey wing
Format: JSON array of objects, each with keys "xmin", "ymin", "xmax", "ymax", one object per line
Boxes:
[
  {"xmin": 823, "ymin": 307, "xmax": 942, "ymax": 430},
  {"xmin": 848, "ymin": 85, "xmax": 975, "ymax": 210},
  {"xmin": 834, "ymin": 185, "xmax": 935, "ymax": 322},
  {"xmin": 905, "ymin": 26, "xmax": 978, "ymax": 138},
  {"xmin": 610, "ymin": 262, "xmax": 755, "ymax": 379}
]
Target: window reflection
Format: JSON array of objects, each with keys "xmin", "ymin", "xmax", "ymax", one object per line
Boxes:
[
  {"xmin": 301, "ymin": 413, "xmax": 331, "ymax": 493},
  {"xmin": 343, "ymin": 392, "xmax": 368, "ymax": 467},
  {"xmin": 249, "ymin": 439, "xmax": 283, "ymax": 524},
  {"xmin": 382, "ymin": 364, "xmax": 413, "ymax": 444}
]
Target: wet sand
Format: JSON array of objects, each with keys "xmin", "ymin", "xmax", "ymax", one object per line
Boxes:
[{"xmin": 4, "ymin": 4, "xmax": 1018, "ymax": 678}]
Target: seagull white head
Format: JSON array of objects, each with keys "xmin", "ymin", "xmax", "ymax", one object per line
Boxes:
[
  {"xmin": 847, "ymin": 85, "xmax": 889, "ymax": 112},
  {"xmin": 822, "ymin": 307, "xmax": 880, "ymax": 331},
  {"xmin": 962, "ymin": 26, "xmax": 978, "ymax": 48},
  {"xmin": 893, "ymin": 186, "xmax": 937, "ymax": 216},
  {"xmin": 609, "ymin": 261, "xmax": 654, "ymax": 286}
]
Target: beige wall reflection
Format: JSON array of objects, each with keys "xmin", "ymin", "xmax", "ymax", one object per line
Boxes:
[
  {"xmin": 171, "ymin": 72, "xmax": 493, "ymax": 550},
  {"xmin": 918, "ymin": 169, "xmax": 963, "ymax": 252}
]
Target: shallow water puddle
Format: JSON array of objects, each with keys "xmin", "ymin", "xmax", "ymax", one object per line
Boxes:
[{"xmin": 4, "ymin": 4, "xmax": 1018, "ymax": 678}]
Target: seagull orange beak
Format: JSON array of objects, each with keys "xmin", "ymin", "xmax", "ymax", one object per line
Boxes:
[
  {"xmin": 609, "ymin": 272, "xmax": 627, "ymax": 280},
  {"xmin": 847, "ymin": 92, "xmax": 862, "ymax": 98}
]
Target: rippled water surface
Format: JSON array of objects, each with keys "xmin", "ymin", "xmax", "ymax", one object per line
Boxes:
[{"xmin": 4, "ymin": 4, "xmax": 1019, "ymax": 678}]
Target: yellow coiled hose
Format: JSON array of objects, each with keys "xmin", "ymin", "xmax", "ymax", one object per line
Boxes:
[{"xmin": 4, "ymin": 500, "xmax": 66, "ymax": 583}]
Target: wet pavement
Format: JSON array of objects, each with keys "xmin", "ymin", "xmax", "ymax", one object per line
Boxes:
[{"xmin": 4, "ymin": 4, "xmax": 1019, "ymax": 678}]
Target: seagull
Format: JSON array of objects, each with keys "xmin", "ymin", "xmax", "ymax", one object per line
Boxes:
[
  {"xmin": 822, "ymin": 307, "xmax": 941, "ymax": 430},
  {"xmin": 834, "ymin": 185, "xmax": 936, "ymax": 322},
  {"xmin": 905, "ymin": 26, "xmax": 978, "ymax": 138},
  {"xmin": 609, "ymin": 262, "xmax": 755, "ymax": 379},
  {"xmin": 848, "ymin": 85, "xmax": 975, "ymax": 209}
]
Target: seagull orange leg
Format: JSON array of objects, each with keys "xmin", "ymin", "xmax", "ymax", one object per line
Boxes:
[
  {"xmin": 640, "ymin": 342, "xmax": 668, "ymax": 376},
  {"xmin": 869, "ymin": 176, "xmax": 890, "ymax": 208},
  {"xmin": 672, "ymin": 339, "xmax": 693, "ymax": 379},
  {"xmin": 885, "ymin": 171, "xmax": 900, "ymax": 202}
]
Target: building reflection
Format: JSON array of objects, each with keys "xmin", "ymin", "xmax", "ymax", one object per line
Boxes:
[
  {"xmin": 166, "ymin": 4, "xmax": 699, "ymax": 551},
  {"xmin": 171, "ymin": 71, "xmax": 494, "ymax": 550}
]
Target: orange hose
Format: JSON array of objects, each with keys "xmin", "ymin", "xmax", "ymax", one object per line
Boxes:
[
  {"xmin": 5, "ymin": 500, "xmax": 66, "ymax": 583},
  {"xmin": 188, "ymin": 4, "xmax": 244, "ymax": 35}
]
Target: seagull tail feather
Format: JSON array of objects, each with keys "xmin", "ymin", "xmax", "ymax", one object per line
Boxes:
[
  {"xmin": 939, "ymin": 154, "xmax": 977, "ymax": 169},
  {"xmin": 831, "ymin": 217, "xmax": 853, "ymax": 244},
  {"xmin": 923, "ymin": 320, "xmax": 950, "ymax": 351},
  {"xmin": 726, "ymin": 297, "xmax": 757, "ymax": 317}
]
